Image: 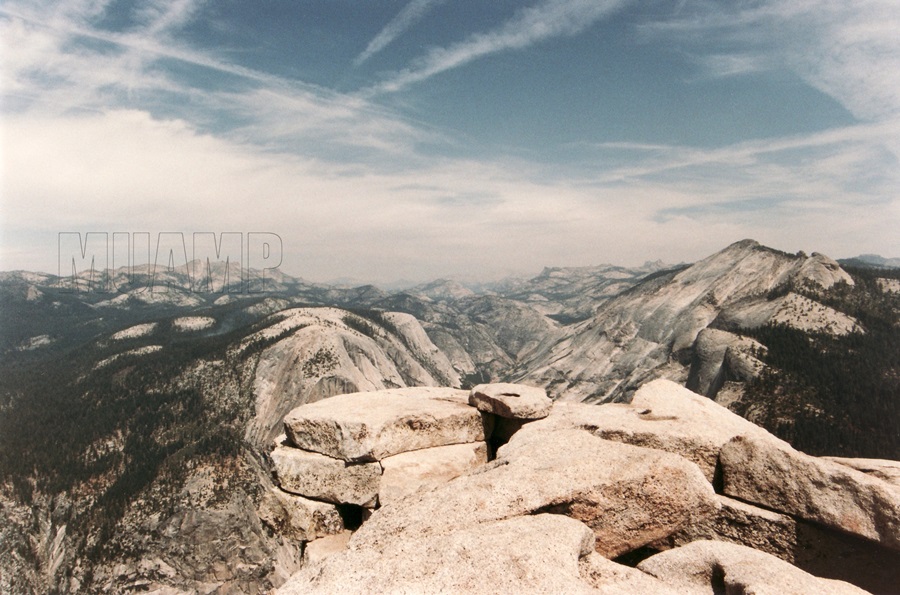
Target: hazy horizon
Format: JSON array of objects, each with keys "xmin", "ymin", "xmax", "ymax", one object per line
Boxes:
[{"xmin": 6, "ymin": 235, "xmax": 898, "ymax": 290}]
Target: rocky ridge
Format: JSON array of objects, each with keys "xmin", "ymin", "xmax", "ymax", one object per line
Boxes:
[
  {"xmin": 513, "ymin": 240, "xmax": 859, "ymax": 403},
  {"xmin": 243, "ymin": 308, "xmax": 460, "ymax": 447},
  {"xmin": 271, "ymin": 379, "xmax": 900, "ymax": 594}
]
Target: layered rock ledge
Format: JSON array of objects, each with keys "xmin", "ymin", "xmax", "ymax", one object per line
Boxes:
[{"xmin": 264, "ymin": 380, "xmax": 899, "ymax": 594}]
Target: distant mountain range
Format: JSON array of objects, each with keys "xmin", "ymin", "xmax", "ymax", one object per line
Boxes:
[
  {"xmin": 1, "ymin": 240, "xmax": 898, "ymax": 593},
  {"xmin": 839, "ymin": 254, "xmax": 900, "ymax": 269}
]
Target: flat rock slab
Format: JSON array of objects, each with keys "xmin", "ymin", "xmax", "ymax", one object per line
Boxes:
[
  {"xmin": 602, "ymin": 379, "xmax": 776, "ymax": 481},
  {"xmin": 637, "ymin": 540, "xmax": 870, "ymax": 595},
  {"xmin": 469, "ymin": 382, "xmax": 552, "ymax": 419},
  {"xmin": 720, "ymin": 433, "xmax": 900, "ymax": 551},
  {"xmin": 508, "ymin": 378, "xmax": 776, "ymax": 482},
  {"xmin": 353, "ymin": 428, "xmax": 719, "ymax": 559},
  {"xmin": 277, "ymin": 514, "xmax": 599, "ymax": 595},
  {"xmin": 379, "ymin": 442, "xmax": 488, "ymax": 506},
  {"xmin": 258, "ymin": 488, "xmax": 344, "ymax": 542},
  {"xmin": 271, "ymin": 445, "xmax": 381, "ymax": 507},
  {"xmin": 283, "ymin": 389, "xmax": 489, "ymax": 462},
  {"xmin": 385, "ymin": 386, "xmax": 471, "ymax": 405}
]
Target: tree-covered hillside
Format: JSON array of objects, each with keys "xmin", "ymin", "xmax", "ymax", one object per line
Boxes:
[{"xmin": 737, "ymin": 266, "xmax": 900, "ymax": 459}]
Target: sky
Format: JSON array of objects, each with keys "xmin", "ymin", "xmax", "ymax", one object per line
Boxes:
[{"xmin": 1, "ymin": 0, "xmax": 899, "ymax": 284}]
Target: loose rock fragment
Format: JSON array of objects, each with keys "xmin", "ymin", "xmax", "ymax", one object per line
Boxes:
[{"xmin": 468, "ymin": 382, "xmax": 552, "ymax": 420}]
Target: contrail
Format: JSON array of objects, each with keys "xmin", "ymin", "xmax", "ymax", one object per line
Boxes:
[
  {"xmin": 361, "ymin": 0, "xmax": 631, "ymax": 96},
  {"xmin": 354, "ymin": 0, "xmax": 446, "ymax": 66}
]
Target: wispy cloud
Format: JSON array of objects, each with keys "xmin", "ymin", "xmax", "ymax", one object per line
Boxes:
[
  {"xmin": 135, "ymin": 0, "xmax": 202, "ymax": 36},
  {"xmin": 695, "ymin": 53, "xmax": 773, "ymax": 78},
  {"xmin": 0, "ymin": 0, "xmax": 435, "ymax": 159},
  {"xmin": 354, "ymin": 0, "xmax": 445, "ymax": 67},
  {"xmin": 641, "ymin": 0, "xmax": 900, "ymax": 121},
  {"xmin": 363, "ymin": 0, "xmax": 631, "ymax": 95},
  {"xmin": 580, "ymin": 119, "xmax": 900, "ymax": 183},
  {"xmin": 2, "ymin": 1, "xmax": 303, "ymax": 104},
  {"xmin": 2, "ymin": 0, "xmax": 217, "ymax": 112}
]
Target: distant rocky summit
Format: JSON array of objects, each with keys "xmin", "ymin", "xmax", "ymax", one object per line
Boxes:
[
  {"xmin": 514, "ymin": 239, "xmax": 859, "ymax": 403},
  {"xmin": 271, "ymin": 380, "xmax": 899, "ymax": 594}
]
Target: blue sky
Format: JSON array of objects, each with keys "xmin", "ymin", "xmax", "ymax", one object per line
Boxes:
[{"xmin": 2, "ymin": 0, "xmax": 899, "ymax": 283}]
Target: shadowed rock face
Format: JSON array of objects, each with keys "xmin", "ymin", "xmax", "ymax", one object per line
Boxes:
[
  {"xmin": 650, "ymin": 494, "xmax": 900, "ymax": 595},
  {"xmin": 637, "ymin": 540, "xmax": 869, "ymax": 595},
  {"xmin": 271, "ymin": 446, "xmax": 381, "ymax": 506},
  {"xmin": 258, "ymin": 488, "xmax": 344, "ymax": 542},
  {"xmin": 720, "ymin": 433, "xmax": 900, "ymax": 551}
]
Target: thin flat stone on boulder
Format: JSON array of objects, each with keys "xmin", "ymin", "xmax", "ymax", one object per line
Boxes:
[
  {"xmin": 720, "ymin": 433, "xmax": 900, "ymax": 551},
  {"xmin": 469, "ymin": 382, "xmax": 552, "ymax": 419},
  {"xmin": 379, "ymin": 442, "xmax": 489, "ymax": 506},
  {"xmin": 277, "ymin": 514, "xmax": 599, "ymax": 595},
  {"xmin": 353, "ymin": 428, "xmax": 719, "ymax": 559},
  {"xmin": 270, "ymin": 445, "xmax": 380, "ymax": 507},
  {"xmin": 637, "ymin": 540, "xmax": 870, "ymax": 595},
  {"xmin": 258, "ymin": 488, "xmax": 344, "ymax": 542},
  {"xmin": 283, "ymin": 389, "xmax": 489, "ymax": 462}
]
